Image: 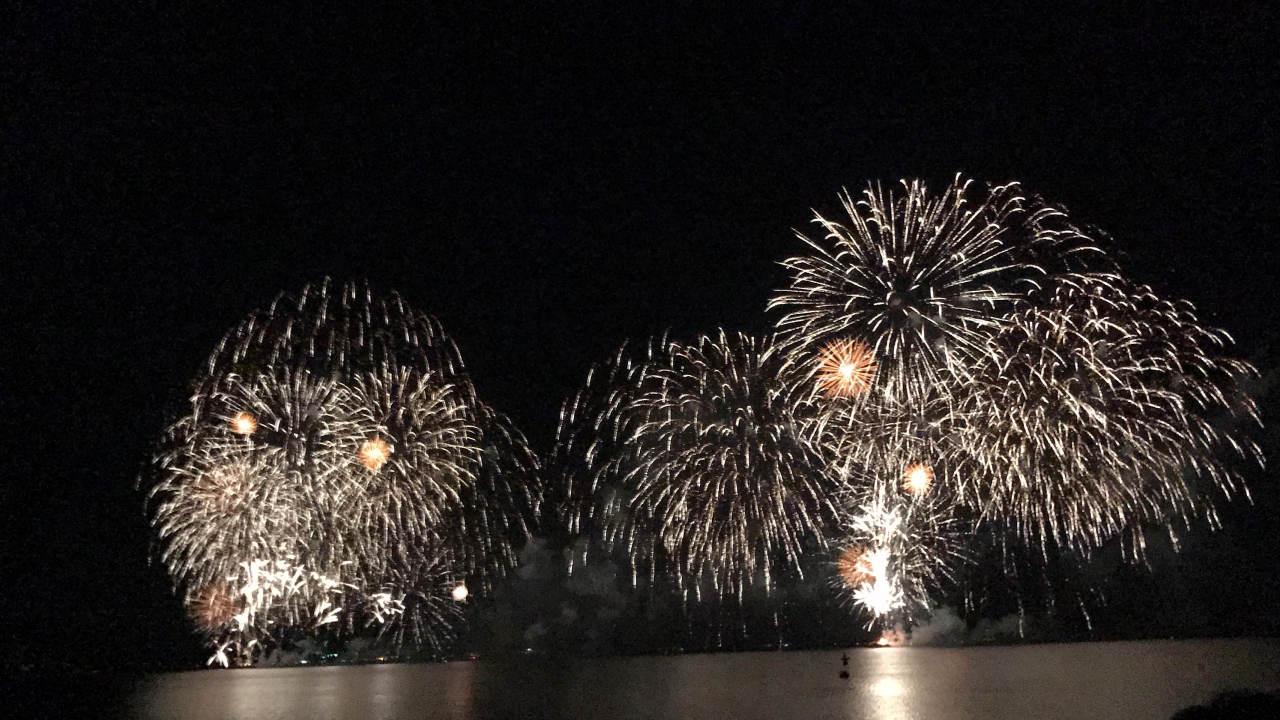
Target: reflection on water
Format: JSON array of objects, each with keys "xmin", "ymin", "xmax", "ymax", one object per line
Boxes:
[{"xmin": 132, "ymin": 639, "xmax": 1280, "ymax": 720}]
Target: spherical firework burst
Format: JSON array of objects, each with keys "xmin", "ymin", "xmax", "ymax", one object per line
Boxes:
[
  {"xmin": 359, "ymin": 438, "xmax": 392, "ymax": 471},
  {"xmin": 836, "ymin": 545, "xmax": 875, "ymax": 588},
  {"xmin": 950, "ymin": 275, "xmax": 1262, "ymax": 557},
  {"xmin": 146, "ymin": 280, "xmax": 538, "ymax": 665},
  {"xmin": 902, "ymin": 463, "xmax": 933, "ymax": 496},
  {"xmin": 563, "ymin": 332, "xmax": 839, "ymax": 598},
  {"xmin": 229, "ymin": 412, "xmax": 257, "ymax": 435},
  {"xmin": 770, "ymin": 175, "xmax": 1107, "ymax": 406},
  {"xmin": 815, "ymin": 338, "xmax": 878, "ymax": 399}
]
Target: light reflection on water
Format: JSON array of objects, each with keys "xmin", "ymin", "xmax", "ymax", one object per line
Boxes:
[{"xmin": 132, "ymin": 639, "xmax": 1280, "ymax": 720}]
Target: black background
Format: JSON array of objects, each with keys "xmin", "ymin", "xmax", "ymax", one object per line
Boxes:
[{"xmin": 3, "ymin": 1, "xmax": 1277, "ymax": 674}]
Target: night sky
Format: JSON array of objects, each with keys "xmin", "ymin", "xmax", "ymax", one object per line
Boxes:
[{"xmin": 3, "ymin": 2, "xmax": 1278, "ymax": 673}]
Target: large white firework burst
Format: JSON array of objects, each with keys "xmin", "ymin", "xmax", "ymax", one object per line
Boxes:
[
  {"xmin": 951, "ymin": 275, "xmax": 1262, "ymax": 558},
  {"xmin": 146, "ymin": 280, "xmax": 538, "ymax": 665},
  {"xmin": 561, "ymin": 332, "xmax": 839, "ymax": 598},
  {"xmin": 769, "ymin": 175, "xmax": 1107, "ymax": 407}
]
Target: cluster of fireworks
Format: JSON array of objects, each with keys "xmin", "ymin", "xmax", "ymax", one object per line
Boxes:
[
  {"xmin": 146, "ymin": 281, "xmax": 537, "ymax": 665},
  {"xmin": 558, "ymin": 176, "xmax": 1261, "ymax": 630},
  {"xmin": 147, "ymin": 177, "xmax": 1262, "ymax": 665}
]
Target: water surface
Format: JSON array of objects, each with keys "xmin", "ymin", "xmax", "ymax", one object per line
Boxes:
[{"xmin": 133, "ymin": 639, "xmax": 1280, "ymax": 720}]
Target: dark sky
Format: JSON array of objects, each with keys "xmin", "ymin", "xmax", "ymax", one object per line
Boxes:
[{"xmin": 3, "ymin": 2, "xmax": 1277, "ymax": 671}]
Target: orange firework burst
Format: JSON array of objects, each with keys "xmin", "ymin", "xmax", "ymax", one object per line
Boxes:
[
  {"xmin": 903, "ymin": 463, "xmax": 934, "ymax": 496},
  {"xmin": 836, "ymin": 544, "xmax": 876, "ymax": 588},
  {"xmin": 229, "ymin": 411, "xmax": 258, "ymax": 435},
  {"xmin": 815, "ymin": 338, "xmax": 877, "ymax": 398},
  {"xmin": 189, "ymin": 582, "xmax": 239, "ymax": 628},
  {"xmin": 359, "ymin": 438, "xmax": 392, "ymax": 471}
]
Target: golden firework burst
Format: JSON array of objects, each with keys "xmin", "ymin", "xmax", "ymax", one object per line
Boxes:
[
  {"xmin": 359, "ymin": 438, "xmax": 392, "ymax": 471},
  {"xmin": 815, "ymin": 338, "xmax": 877, "ymax": 398},
  {"xmin": 229, "ymin": 411, "xmax": 258, "ymax": 435},
  {"xmin": 451, "ymin": 584, "xmax": 469, "ymax": 602},
  {"xmin": 903, "ymin": 463, "xmax": 934, "ymax": 496},
  {"xmin": 836, "ymin": 544, "xmax": 876, "ymax": 589},
  {"xmin": 193, "ymin": 464, "xmax": 252, "ymax": 514},
  {"xmin": 188, "ymin": 582, "xmax": 239, "ymax": 628}
]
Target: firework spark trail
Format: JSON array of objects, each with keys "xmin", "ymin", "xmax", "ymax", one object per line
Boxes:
[
  {"xmin": 451, "ymin": 401, "xmax": 542, "ymax": 590},
  {"xmin": 552, "ymin": 341, "xmax": 650, "ymax": 538},
  {"xmin": 558, "ymin": 332, "xmax": 840, "ymax": 598},
  {"xmin": 146, "ymin": 280, "xmax": 537, "ymax": 665}
]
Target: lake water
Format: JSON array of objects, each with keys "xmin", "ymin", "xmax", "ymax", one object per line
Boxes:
[{"xmin": 131, "ymin": 639, "xmax": 1280, "ymax": 720}]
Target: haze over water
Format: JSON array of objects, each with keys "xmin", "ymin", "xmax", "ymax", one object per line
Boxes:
[{"xmin": 133, "ymin": 639, "xmax": 1280, "ymax": 720}]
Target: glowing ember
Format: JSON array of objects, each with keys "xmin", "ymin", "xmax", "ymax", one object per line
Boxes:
[
  {"xmin": 359, "ymin": 438, "xmax": 392, "ymax": 471},
  {"xmin": 902, "ymin": 463, "xmax": 933, "ymax": 496},
  {"xmin": 816, "ymin": 338, "xmax": 877, "ymax": 398},
  {"xmin": 229, "ymin": 412, "xmax": 258, "ymax": 435},
  {"xmin": 451, "ymin": 584, "xmax": 469, "ymax": 602}
]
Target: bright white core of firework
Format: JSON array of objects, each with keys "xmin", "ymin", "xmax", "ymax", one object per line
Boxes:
[{"xmin": 852, "ymin": 548, "xmax": 904, "ymax": 617}]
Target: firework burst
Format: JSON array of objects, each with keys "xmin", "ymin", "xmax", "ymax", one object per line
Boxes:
[
  {"xmin": 146, "ymin": 280, "xmax": 537, "ymax": 665},
  {"xmin": 950, "ymin": 275, "xmax": 1262, "ymax": 557},
  {"xmin": 815, "ymin": 338, "xmax": 878, "ymax": 399},
  {"xmin": 560, "ymin": 332, "xmax": 839, "ymax": 598},
  {"xmin": 770, "ymin": 175, "xmax": 1107, "ymax": 406},
  {"xmin": 775, "ymin": 177, "xmax": 1261, "ymax": 629}
]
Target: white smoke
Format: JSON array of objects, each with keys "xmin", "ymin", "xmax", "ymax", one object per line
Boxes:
[{"xmin": 907, "ymin": 606, "xmax": 1025, "ymax": 646}]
